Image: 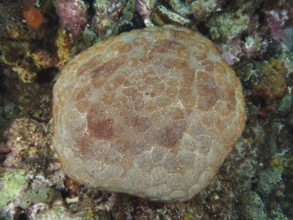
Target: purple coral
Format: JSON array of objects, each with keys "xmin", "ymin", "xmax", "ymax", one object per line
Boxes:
[
  {"xmin": 264, "ymin": 10, "xmax": 288, "ymax": 41},
  {"xmin": 55, "ymin": 0, "xmax": 88, "ymax": 36},
  {"xmin": 220, "ymin": 38, "xmax": 243, "ymax": 65},
  {"xmin": 136, "ymin": 0, "xmax": 155, "ymax": 26}
]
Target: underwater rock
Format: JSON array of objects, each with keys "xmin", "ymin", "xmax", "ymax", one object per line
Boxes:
[{"xmin": 53, "ymin": 25, "xmax": 246, "ymax": 202}]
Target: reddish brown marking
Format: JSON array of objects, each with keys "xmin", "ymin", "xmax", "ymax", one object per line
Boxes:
[
  {"xmin": 87, "ymin": 107, "xmax": 114, "ymax": 139},
  {"xmin": 148, "ymin": 40, "xmax": 187, "ymax": 62},
  {"xmin": 89, "ymin": 118, "xmax": 114, "ymax": 139},
  {"xmin": 157, "ymin": 120, "xmax": 187, "ymax": 149},
  {"xmin": 113, "ymin": 140, "xmax": 130, "ymax": 154},
  {"xmin": 224, "ymin": 87, "xmax": 236, "ymax": 110},
  {"xmin": 137, "ymin": 117, "xmax": 152, "ymax": 132},
  {"xmin": 197, "ymin": 82, "xmax": 219, "ymax": 107}
]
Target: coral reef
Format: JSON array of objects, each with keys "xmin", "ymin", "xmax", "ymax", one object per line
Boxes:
[{"xmin": 0, "ymin": 0, "xmax": 292, "ymax": 218}]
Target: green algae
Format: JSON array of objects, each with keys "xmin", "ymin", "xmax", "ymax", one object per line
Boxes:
[
  {"xmin": 207, "ymin": 11, "xmax": 249, "ymax": 41},
  {"xmin": 0, "ymin": 169, "xmax": 28, "ymax": 209},
  {"xmin": 20, "ymin": 187, "xmax": 56, "ymax": 209},
  {"xmin": 255, "ymin": 169, "xmax": 282, "ymax": 198},
  {"xmin": 242, "ymin": 192, "xmax": 267, "ymax": 220}
]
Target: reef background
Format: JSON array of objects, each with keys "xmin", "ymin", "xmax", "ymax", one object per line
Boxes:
[{"xmin": 0, "ymin": 0, "xmax": 292, "ymax": 219}]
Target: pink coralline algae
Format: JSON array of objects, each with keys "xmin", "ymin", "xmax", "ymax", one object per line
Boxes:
[{"xmin": 55, "ymin": 0, "xmax": 88, "ymax": 36}]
